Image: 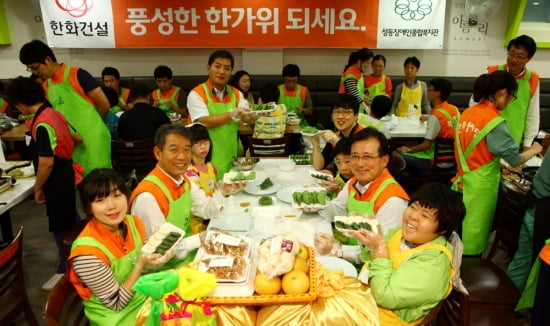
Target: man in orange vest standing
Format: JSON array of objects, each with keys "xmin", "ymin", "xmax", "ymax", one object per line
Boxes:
[
  {"xmin": 187, "ymin": 50, "xmax": 253, "ymax": 179},
  {"xmin": 151, "ymin": 65, "xmax": 187, "ymax": 120},
  {"xmin": 19, "ymin": 40, "xmax": 111, "ymax": 176},
  {"xmin": 487, "ymin": 35, "xmax": 540, "ymax": 150}
]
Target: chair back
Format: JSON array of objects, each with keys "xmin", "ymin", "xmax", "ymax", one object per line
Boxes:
[
  {"xmin": 436, "ymin": 287, "xmax": 470, "ymax": 326},
  {"xmin": 43, "ymin": 274, "xmax": 89, "ymax": 326},
  {"xmin": 0, "ymin": 226, "xmax": 39, "ymax": 325},
  {"xmin": 432, "ymin": 137, "xmax": 456, "ymax": 169},
  {"xmin": 111, "ymin": 138, "xmax": 156, "ymax": 181},
  {"xmin": 247, "ymin": 135, "xmax": 291, "ymax": 157}
]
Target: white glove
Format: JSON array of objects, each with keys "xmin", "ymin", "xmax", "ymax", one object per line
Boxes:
[{"xmin": 174, "ymin": 234, "xmax": 201, "ymax": 259}]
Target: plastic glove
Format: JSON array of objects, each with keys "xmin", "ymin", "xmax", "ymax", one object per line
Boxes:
[
  {"xmin": 319, "ymin": 130, "xmax": 339, "ymax": 145},
  {"xmin": 314, "ymin": 232, "xmax": 341, "ymax": 256},
  {"xmin": 218, "ymin": 181, "xmax": 247, "ymax": 196},
  {"xmin": 174, "ymin": 234, "xmax": 201, "ymax": 260}
]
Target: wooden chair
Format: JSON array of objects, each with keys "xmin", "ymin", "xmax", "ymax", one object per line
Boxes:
[
  {"xmin": 436, "ymin": 287, "xmax": 470, "ymax": 326},
  {"xmin": 111, "ymin": 138, "xmax": 156, "ymax": 181},
  {"xmin": 43, "ymin": 273, "xmax": 89, "ymax": 326},
  {"xmin": 247, "ymin": 135, "xmax": 291, "ymax": 157},
  {"xmin": 0, "ymin": 226, "xmax": 39, "ymax": 326},
  {"xmin": 427, "ymin": 136, "xmax": 457, "ymax": 184}
]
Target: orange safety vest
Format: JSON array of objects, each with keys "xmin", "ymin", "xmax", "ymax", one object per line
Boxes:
[
  {"xmin": 456, "ymin": 100, "xmax": 501, "ymax": 177},
  {"xmin": 129, "ymin": 166, "xmax": 191, "ymax": 218},
  {"xmin": 346, "ymin": 169, "xmax": 409, "ymax": 214},
  {"xmin": 339, "ymin": 65, "xmax": 364, "ymax": 96},
  {"xmin": 68, "ymin": 216, "xmax": 146, "ymax": 300},
  {"xmin": 152, "ymin": 85, "xmax": 180, "ymax": 102},
  {"xmin": 432, "ymin": 101, "xmax": 459, "ymax": 138}
]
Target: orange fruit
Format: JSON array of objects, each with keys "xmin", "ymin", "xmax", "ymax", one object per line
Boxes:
[
  {"xmin": 254, "ymin": 273, "xmax": 281, "ymax": 295},
  {"xmin": 297, "ymin": 244, "xmax": 309, "ymax": 260},
  {"xmin": 282, "ymin": 270, "xmax": 310, "ymax": 294},
  {"xmin": 293, "ymin": 257, "xmax": 309, "ymax": 274}
]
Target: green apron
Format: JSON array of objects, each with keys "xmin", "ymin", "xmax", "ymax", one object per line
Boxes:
[
  {"xmin": 342, "ymin": 73, "xmax": 366, "ymax": 114},
  {"xmin": 347, "ymin": 177, "xmax": 398, "ymax": 261},
  {"xmin": 143, "ymin": 175, "xmax": 196, "ymax": 268},
  {"xmin": 516, "ymin": 239, "xmax": 550, "ymax": 311},
  {"xmin": 366, "ymin": 75, "xmax": 386, "ymax": 99},
  {"xmin": 278, "ymin": 84, "xmax": 308, "ymax": 127},
  {"xmin": 201, "ymin": 83, "xmax": 238, "ymax": 180},
  {"xmin": 497, "ymin": 65, "xmax": 532, "ymax": 146},
  {"xmin": 118, "ymin": 87, "xmax": 129, "ymax": 108},
  {"xmin": 47, "ymin": 65, "xmax": 112, "ymax": 176},
  {"xmin": 404, "ymin": 108, "xmax": 458, "ymax": 160},
  {"xmin": 452, "ymin": 116, "xmax": 504, "ymax": 255},
  {"xmin": 155, "ymin": 86, "xmax": 181, "ymax": 117},
  {"xmin": 358, "ymin": 116, "xmax": 383, "ymax": 130},
  {"xmin": 71, "ymin": 215, "xmax": 146, "ymax": 326}
]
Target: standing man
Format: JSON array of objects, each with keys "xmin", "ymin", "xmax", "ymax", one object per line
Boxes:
[
  {"xmin": 487, "ymin": 35, "xmax": 540, "ymax": 149},
  {"xmin": 19, "ymin": 40, "xmax": 111, "ymax": 176},
  {"xmin": 187, "ymin": 50, "xmax": 252, "ymax": 179},
  {"xmin": 152, "ymin": 65, "xmax": 187, "ymax": 119},
  {"xmin": 101, "ymin": 66, "xmax": 130, "ymax": 110},
  {"xmin": 278, "ymin": 64, "xmax": 313, "ymax": 127}
]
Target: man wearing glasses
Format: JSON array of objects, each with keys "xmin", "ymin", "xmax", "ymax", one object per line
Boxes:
[
  {"xmin": 487, "ymin": 34, "xmax": 540, "ymax": 149},
  {"xmin": 19, "ymin": 40, "xmax": 112, "ymax": 176}
]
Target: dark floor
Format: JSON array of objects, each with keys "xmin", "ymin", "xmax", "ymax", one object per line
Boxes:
[{"xmin": 8, "ymin": 194, "xmax": 528, "ymax": 326}]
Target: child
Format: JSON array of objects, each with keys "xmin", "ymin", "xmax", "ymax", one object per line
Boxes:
[
  {"xmin": 391, "ymin": 56, "xmax": 431, "ymax": 117},
  {"xmin": 364, "ymin": 54, "xmax": 393, "ymax": 102},
  {"xmin": 5, "ymin": 77, "xmax": 81, "ymax": 290},
  {"xmin": 69, "ymin": 169, "xmax": 171, "ymax": 325},
  {"xmin": 358, "ymin": 95, "xmax": 392, "ymax": 139},
  {"xmin": 350, "ymin": 183, "xmax": 465, "ymax": 325},
  {"xmin": 185, "ymin": 123, "xmax": 217, "ymax": 233}
]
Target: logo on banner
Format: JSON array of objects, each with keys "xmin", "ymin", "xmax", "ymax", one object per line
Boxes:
[
  {"xmin": 55, "ymin": 0, "xmax": 94, "ymax": 18},
  {"xmin": 395, "ymin": 0, "xmax": 433, "ymax": 21}
]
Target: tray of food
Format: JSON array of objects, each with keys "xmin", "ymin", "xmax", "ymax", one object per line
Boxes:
[
  {"xmin": 244, "ymin": 177, "xmax": 281, "ymax": 196},
  {"xmin": 309, "ymin": 170, "xmax": 334, "ymax": 182},
  {"xmin": 289, "ymin": 154, "xmax": 313, "ymax": 165},
  {"xmin": 197, "ymin": 255, "xmax": 250, "ymax": 283},
  {"xmin": 334, "ymin": 215, "xmax": 380, "ymax": 233},
  {"xmin": 291, "ymin": 187, "xmax": 328, "ymax": 212},
  {"xmin": 223, "ymin": 170, "xmax": 258, "ymax": 184},
  {"xmin": 251, "ymin": 103, "xmax": 277, "ymax": 114},
  {"xmin": 300, "ymin": 126, "xmax": 320, "ymax": 137},
  {"xmin": 141, "ymin": 223, "xmax": 185, "ymax": 256}
]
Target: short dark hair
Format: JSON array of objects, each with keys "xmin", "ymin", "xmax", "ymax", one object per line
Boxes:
[
  {"xmin": 229, "ymin": 70, "xmax": 251, "ymax": 93},
  {"xmin": 372, "ymin": 54, "xmax": 386, "ymax": 66},
  {"xmin": 19, "ymin": 40, "xmax": 57, "ymax": 64},
  {"xmin": 101, "ymin": 86, "xmax": 119, "ymax": 107},
  {"xmin": 129, "ymin": 84, "xmax": 151, "ymax": 101},
  {"xmin": 370, "ymin": 95, "xmax": 392, "ymax": 118},
  {"xmin": 333, "ymin": 137, "xmax": 352, "ymax": 157},
  {"xmin": 187, "ymin": 123, "xmax": 213, "ymax": 163},
  {"xmin": 259, "ymin": 83, "xmax": 280, "ymax": 103},
  {"xmin": 5, "ymin": 76, "xmax": 46, "ymax": 106},
  {"xmin": 344, "ymin": 48, "xmax": 374, "ymax": 72},
  {"xmin": 472, "ymin": 71, "xmax": 518, "ymax": 102},
  {"xmin": 409, "ymin": 183, "xmax": 466, "ymax": 239},
  {"xmin": 403, "ymin": 56, "xmax": 420, "ymax": 68},
  {"xmin": 429, "ymin": 78, "xmax": 453, "ymax": 101},
  {"xmin": 154, "ymin": 123, "xmax": 193, "ymax": 150},
  {"xmin": 282, "ymin": 64, "xmax": 300, "ymax": 78},
  {"xmin": 208, "ymin": 50, "xmax": 235, "ymax": 68},
  {"xmin": 102, "ymin": 66, "xmax": 120, "ymax": 79},
  {"xmin": 349, "ymin": 127, "xmax": 390, "ymax": 157},
  {"xmin": 332, "ymin": 94, "xmax": 359, "ymax": 114},
  {"xmin": 508, "ymin": 34, "xmax": 537, "ymax": 58},
  {"xmin": 154, "ymin": 65, "xmax": 173, "ymax": 79},
  {"xmin": 79, "ymin": 168, "xmax": 129, "ymax": 218}
]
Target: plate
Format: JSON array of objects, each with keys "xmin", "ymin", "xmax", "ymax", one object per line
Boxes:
[
  {"xmin": 276, "ymin": 186, "xmax": 296, "ymax": 203},
  {"xmin": 317, "ymin": 256, "xmax": 358, "ymax": 278},
  {"xmin": 300, "ymin": 130, "xmax": 320, "ymax": 137},
  {"xmin": 244, "ymin": 179, "xmax": 282, "ymax": 195}
]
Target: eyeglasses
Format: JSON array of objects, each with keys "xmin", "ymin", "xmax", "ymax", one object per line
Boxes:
[
  {"xmin": 26, "ymin": 64, "xmax": 42, "ymax": 73},
  {"xmin": 350, "ymin": 154, "xmax": 381, "ymax": 162},
  {"xmin": 332, "ymin": 110, "xmax": 355, "ymax": 117},
  {"xmin": 507, "ymin": 52, "xmax": 528, "ymax": 61}
]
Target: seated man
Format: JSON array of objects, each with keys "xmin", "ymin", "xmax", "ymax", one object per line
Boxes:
[
  {"xmin": 358, "ymin": 94, "xmax": 392, "ymax": 139},
  {"xmin": 129, "ymin": 124, "xmax": 244, "ymax": 265},
  {"xmin": 152, "ymin": 65, "xmax": 187, "ymax": 119},
  {"xmin": 397, "ymin": 78, "xmax": 459, "ymax": 169},
  {"xmin": 102, "ymin": 66, "xmax": 130, "ymax": 110},
  {"xmin": 117, "ymin": 84, "xmax": 170, "ymax": 141},
  {"xmin": 350, "ymin": 183, "xmax": 465, "ymax": 325},
  {"xmin": 278, "ymin": 64, "xmax": 313, "ymax": 127},
  {"xmin": 318, "ymin": 127, "xmax": 409, "ymax": 262}
]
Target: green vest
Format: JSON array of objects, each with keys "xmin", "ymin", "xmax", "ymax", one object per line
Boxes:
[
  {"xmin": 366, "ymin": 75, "xmax": 387, "ymax": 98},
  {"xmin": 201, "ymin": 83, "xmax": 239, "ymax": 180},
  {"xmin": 278, "ymin": 84, "xmax": 308, "ymax": 127},
  {"xmin": 72, "ymin": 215, "xmax": 146, "ymax": 326},
  {"xmin": 155, "ymin": 86, "xmax": 181, "ymax": 117},
  {"xmin": 46, "ymin": 65, "xmax": 112, "ymax": 176}
]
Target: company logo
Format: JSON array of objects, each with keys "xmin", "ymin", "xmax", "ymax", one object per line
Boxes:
[
  {"xmin": 394, "ymin": 0, "xmax": 433, "ymax": 21},
  {"xmin": 55, "ymin": 0, "xmax": 94, "ymax": 18}
]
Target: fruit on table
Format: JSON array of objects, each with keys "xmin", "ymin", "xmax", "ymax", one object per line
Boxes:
[
  {"xmin": 297, "ymin": 244, "xmax": 309, "ymax": 260},
  {"xmin": 254, "ymin": 273, "xmax": 281, "ymax": 295},
  {"xmin": 282, "ymin": 270, "xmax": 310, "ymax": 294},
  {"xmin": 292, "ymin": 257, "xmax": 309, "ymax": 274}
]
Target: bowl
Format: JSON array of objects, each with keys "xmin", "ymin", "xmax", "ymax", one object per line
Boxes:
[
  {"xmin": 232, "ymin": 157, "xmax": 259, "ymax": 171},
  {"xmin": 279, "ymin": 159, "xmax": 296, "ymax": 171}
]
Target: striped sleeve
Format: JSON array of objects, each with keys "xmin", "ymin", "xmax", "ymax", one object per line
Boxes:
[
  {"xmin": 72, "ymin": 255, "xmax": 134, "ymax": 310},
  {"xmin": 344, "ymin": 78, "xmax": 364, "ymax": 104}
]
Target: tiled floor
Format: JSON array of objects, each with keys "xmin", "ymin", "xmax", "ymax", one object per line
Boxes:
[{"xmin": 9, "ymin": 194, "xmax": 527, "ymax": 326}]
